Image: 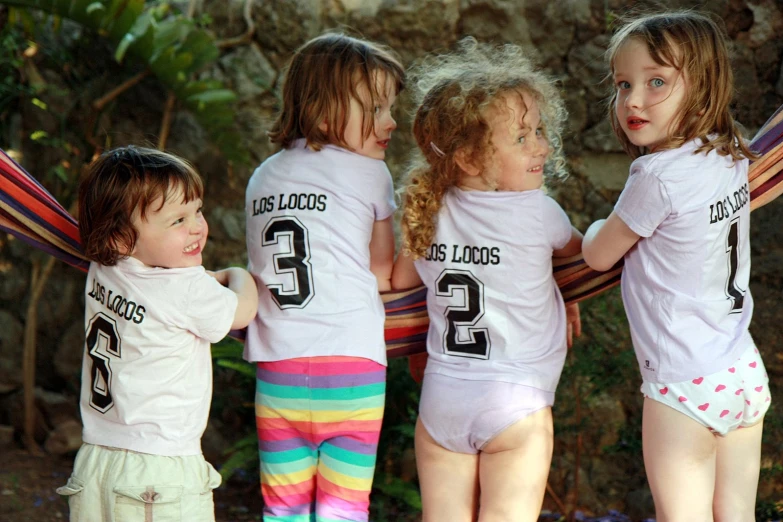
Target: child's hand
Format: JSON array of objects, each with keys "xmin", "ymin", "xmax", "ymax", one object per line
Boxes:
[{"xmin": 566, "ymin": 303, "xmax": 581, "ymax": 348}]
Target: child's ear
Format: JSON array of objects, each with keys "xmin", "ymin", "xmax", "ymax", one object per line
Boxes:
[
  {"xmin": 318, "ymin": 120, "xmax": 328, "ymax": 133},
  {"xmin": 454, "ymin": 148, "xmax": 480, "ymax": 177}
]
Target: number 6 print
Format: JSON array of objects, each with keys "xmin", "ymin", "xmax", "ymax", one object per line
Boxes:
[
  {"xmin": 262, "ymin": 216, "xmax": 315, "ymax": 309},
  {"xmin": 436, "ymin": 269, "xmax": 491, "ymax": 359},
  {"xmin": 85, "ymin": 312, "xmax": 121, "ymax": 414}
]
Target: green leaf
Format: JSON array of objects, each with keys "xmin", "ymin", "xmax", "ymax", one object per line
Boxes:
[
  {"xmin": 216, "ymin": 359, "xmax": 256, "ymax": 379},
  {"xmin": 30, "ymin": 130, "xmax": 49, "ymax": 141},
  {"xmin": 114, "ymin": 10, "xmax": 152, "ymax": 62},
  {"xmin": 186, "ymin": 89, "xmax": 236, "ymax": 106},
  {"xmin": 85, "ymin": 2, "xmax": 105, "ymax": 14},
  {"xmin": 31, "ymin": 98, "xmax": 48, "ymax": 110}
]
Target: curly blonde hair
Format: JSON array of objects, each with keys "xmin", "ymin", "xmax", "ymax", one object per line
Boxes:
[
  {"xmin": 607, "ymin": 11, "xmax": 757, "ymax": 161},
  {"xmin": 400, "ymin": 37, "xmax": 568, "ymax": 259}
]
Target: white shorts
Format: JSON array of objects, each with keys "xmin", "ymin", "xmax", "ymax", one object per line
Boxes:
[
  {"xmin": 56, "ymin": 443, "xmax": 222, "ymax": 522},
  {"xmin": 641, "ymin": 345, "xmax": 771, "ymax": 436},
  {"xmin": 419, "ymin": 373, "xmax": 554, "ymax": 454}
]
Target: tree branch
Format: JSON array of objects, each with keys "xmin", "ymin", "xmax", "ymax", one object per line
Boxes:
[
  {"xmin": 92, "ymin": 69, "xmax": 152, "ymax": 112},
  {"xmin": 216, "ymin": 0, "xmax": 255, "ymax": 49},
  {"xmin": 158, "ymin": 92, "xmax": 177, "ymax": 150}
]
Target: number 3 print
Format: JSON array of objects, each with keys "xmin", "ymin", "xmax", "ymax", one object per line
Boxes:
[
  {"xmin": 262, "ymin": 216, "xmax": 315, "ymax": 309},
  {"xmin": 436, "ymin": 269, "xmax": 491, "ymax": 359},
  {"xmin": 85, "ymin": 313, "xmax": 121, "ymax": 414}
]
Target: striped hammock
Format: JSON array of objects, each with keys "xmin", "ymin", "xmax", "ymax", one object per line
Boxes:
[{"xmin": 2, "ymin": 105, "xmax": 783, "ymax": 366}]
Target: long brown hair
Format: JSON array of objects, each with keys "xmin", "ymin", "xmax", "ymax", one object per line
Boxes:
[
  {"xmin": 607, "ymin": 11, "xmax": 757, "ymax": 161},
  {"xmin": 268, "ymin": 33, "xmax": 405, "ymax": 151},
  {"xmin": 78, "ymin": 146, "xmax": 203, "ymax": 266},
  {"xmin": 400, "ymin": 37, "xmax": 568, "ymax": 259}
]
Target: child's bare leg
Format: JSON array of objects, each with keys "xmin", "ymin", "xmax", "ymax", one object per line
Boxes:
[
  {"xmin": 643, "ymin": 397, "xmax": 717, "ymax": 522},
  {"xmin": 713, "ymin": 419, "xmax": 763, "ymax": 522},
  {"xmin": 477, "ymin": 407, "xmax": 553, "ymax": 522},
  {"xmin": 415, "ymin": 418, "xmax": 479, "ymax": 522}
]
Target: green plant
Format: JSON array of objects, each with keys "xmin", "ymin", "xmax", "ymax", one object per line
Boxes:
[{"xmin": 2, "ymin": 0, "xmax": 249, "ymax": 163}]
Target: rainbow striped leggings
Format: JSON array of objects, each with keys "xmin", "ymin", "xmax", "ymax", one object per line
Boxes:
[{"xmin": 255, "ymin": 356, "xmax": 386, "ymax": 522}]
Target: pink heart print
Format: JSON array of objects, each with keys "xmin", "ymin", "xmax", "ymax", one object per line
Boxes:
[
  {"xmin": 692, "ymin": 377, "xmax": 704, "ymax": 385},
  {"xmin": 715, "ymin": 384, "xmax": 726, "ymax": 392},
  {"xmin": 720, "ymin": 410, "xmax": 729, "ymax": 418},
  {"xmin": 678, "ymin": 396, "xmax": 688, "ymax": 402},
  {"xmin": 735, "ymin": 412, "xmax": 742, "ymax": 419},
  {"xmin": 698, "ymin": 403, "xmax": 709, "ymax": 411},
  {"xmin": 659, "ymin": 387, "xmax": 668, "ymax": 395},
  {"xmin": 745, "ymin": 399, "xmax": 751, "ymax": 405},
  {"xmin": 755, "ymin": 386, "xmax": 764, "ymax": 392},
  {"xmin": 728, "ymin": 367, "xmax": 736, "ymax": 373},
  {"xmin": 749, "ymin": 362, "xmax": 757, "ymax": 368},
  {"xmin": 735, "ymin": 388, "xmax": 744, "ymax": 395}
]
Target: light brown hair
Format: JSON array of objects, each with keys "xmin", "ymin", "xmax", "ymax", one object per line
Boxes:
[
  {"xmin": 400, "ymin": 37, "xmax": 568, "ymax": 259},
  {"xmin": 607, "ymin": 11, "xmax": 757, "ymax": 160},
  {"xmin": 78, "ymin": 146, "xmax": 204, "ymax": 266},
  {"xmin": 268, "ymin": 33, "xmax": 405, "ymax": 151}
]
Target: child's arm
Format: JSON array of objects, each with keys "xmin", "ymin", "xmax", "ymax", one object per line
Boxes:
[
  {"xmin": 391, "ymin": 251, "xmax": 423, "ymax": 290},
  {"xmin": 210, "ymin": 267, "xmax": 258, "ymax": 329},
  {"xmin": 553, "ymin": 226, "xmax": 583, "ymax": 258},
  {"xmin": 369, "ymin": 217, "xmax": 395, "ymax": 292},
  {"xmin": 582, "ymin": 212, "xmax": 641, "ymax": 271}
]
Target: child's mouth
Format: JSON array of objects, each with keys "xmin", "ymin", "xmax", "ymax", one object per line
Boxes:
[
  {"xmin": 377, "ymin": 139, "xmax": 390, "ymax": 149},
  {"xmin": 184, "ymin": 241, "xmax": 201, "ymax": 255},
  {"xmin": 626, "ymin": 117, "xmax": 648, "ymax": 130}
]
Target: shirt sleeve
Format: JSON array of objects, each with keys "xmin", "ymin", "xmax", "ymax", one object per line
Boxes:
[
  {"xmin": 372, "ymin": 164, "xmax": 397, "ymax": 220},
  {"xmin": 541, "ymin": 195, "xmax": 572, "ymax": 250},
  {"xmin": 184, "ymin": 272, "xmax": 239, "ymax": 343},
  {"xmin": 614, "ymin": 168, "xmax": 672, "ymax": 238}
]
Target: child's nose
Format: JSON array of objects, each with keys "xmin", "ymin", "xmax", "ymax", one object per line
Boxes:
[
  {"xmin": 624, "ymin": 88, "xmax": 642, "ymax": 110},
  {"xmin": 384, "ymin": 112, "xmax": 397, "ymax": 131}
]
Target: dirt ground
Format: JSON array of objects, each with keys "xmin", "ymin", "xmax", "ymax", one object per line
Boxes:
[{"xmin": 0, "ymin": 447, "xmax": 265, "ymax": 522}]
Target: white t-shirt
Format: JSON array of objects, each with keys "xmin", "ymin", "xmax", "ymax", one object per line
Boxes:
[
  {"xmin": 614, "ymin": 138, "xmax": 754, "ymax": 383},
  {"xmin": 244, "ymin": 140, "xmax": 396, "ymax": 365},
  {"xmin": 414, "ymin": 188, "xmax": 572, "ymax": 392},
  {"xmin": 79, "ymin": 257, "xmax": 238, "ymax": 456}
]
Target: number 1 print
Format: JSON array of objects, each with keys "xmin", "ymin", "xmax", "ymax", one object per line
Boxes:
[{"xmin": 725, "ymin": 217, "xmax": 745, "ymax": 314}]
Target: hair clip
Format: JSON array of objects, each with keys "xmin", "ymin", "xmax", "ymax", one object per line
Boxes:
[{"xmin": 430, "ymin": 142, "xmax": 446, "ymax": 157}]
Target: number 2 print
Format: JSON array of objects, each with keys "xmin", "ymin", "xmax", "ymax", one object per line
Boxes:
[{"xmin": 436, "ymin": 269, "xmax": 491, "ymax": 359}]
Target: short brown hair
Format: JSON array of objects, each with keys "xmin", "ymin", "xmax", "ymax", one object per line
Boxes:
[
  {"xmin": 400, "ymin": 38, "xmax": 568, "ymax": 259},
  {"xmin": 268, "ymin": 33, "xmax": 405, "ymax": 151},
  {"xmin": 78, "ymin": 146, "xmax": 204, "ymax": 266},
  {"xmin": 607, "ymin": 11, "xmax": 757, "ymax": 161}
]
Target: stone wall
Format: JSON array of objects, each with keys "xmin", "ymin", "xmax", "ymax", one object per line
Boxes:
[{"xmin": 1, "ymin": 0, "xmax": 782, "ymax": 516}]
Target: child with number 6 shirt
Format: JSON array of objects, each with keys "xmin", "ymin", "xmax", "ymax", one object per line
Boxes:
[{"xmin": 57, "ymin": 146, "xmax": 258, "ymax": 521}]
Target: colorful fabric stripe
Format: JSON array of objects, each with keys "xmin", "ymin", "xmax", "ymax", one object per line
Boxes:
[
  {"xmin": 256, "ymin": 356, "xmax": 385, "ymax": 522},
  {"xmin": 3, "ymin": 104, "xmax": 783, "ymax": 359}
]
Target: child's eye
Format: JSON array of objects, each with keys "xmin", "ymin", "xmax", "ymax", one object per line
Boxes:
[
  {"xmin": 651, "ymin": 78, "xmax": 665, "ymax": 87},
  {"xmin": 197, "ymin": 207, "xmax": 203, "ymax": 215},
  {"xmin": 374, "ymin": 105, "xmax": 382, "ymax": 115},
  {"xmin": 536, "ymin": 128, "xmax": 544, "ymax": 137},
  {"xmin": 617, "ymin": 80, "xmax": 630, "ymax": 90},
  {"xmin": 517, "ymin": 135, "xmax": 526, "ymax": 144},
  {"xmin": 172, "ymin": 217, "xmax": 184, "ymax": 225}
]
